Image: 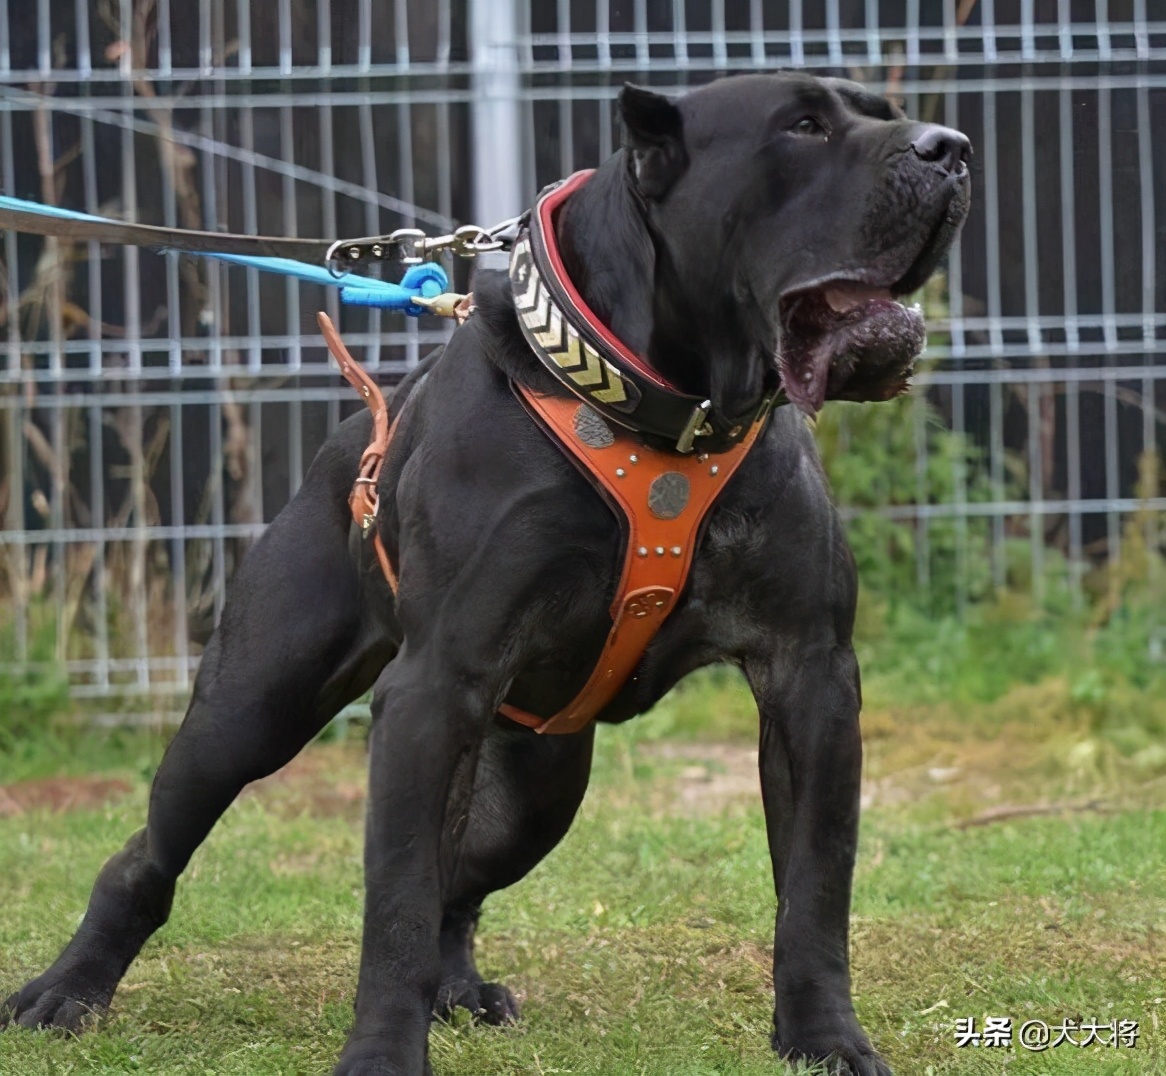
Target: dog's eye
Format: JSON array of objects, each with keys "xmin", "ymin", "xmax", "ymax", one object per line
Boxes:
[{"xmin": 791, "ymin": 116, "xmax": 825, "ymax": 136}]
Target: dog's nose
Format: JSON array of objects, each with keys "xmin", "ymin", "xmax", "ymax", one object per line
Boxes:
[{"xmin": 910, "ymin": 125, "xmax": 972, "ymax": 174}]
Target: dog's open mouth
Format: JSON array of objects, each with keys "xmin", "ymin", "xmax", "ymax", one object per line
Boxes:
[{"xmin": 776, "ymin": 281, "xmax": 926, "ymax": 415}]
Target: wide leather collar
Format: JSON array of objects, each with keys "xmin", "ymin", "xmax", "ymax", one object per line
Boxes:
[{"xmin": 509, "ymin": 171, "xmax": 779, "ymax": 454}]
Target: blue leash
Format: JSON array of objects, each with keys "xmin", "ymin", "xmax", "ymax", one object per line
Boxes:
[{"xmin": 0, "ymin": 194, "xmax": 449, "ymax": 315}]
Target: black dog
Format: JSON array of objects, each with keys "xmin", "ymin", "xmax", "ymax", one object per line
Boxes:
[{"xmin": 3, "ymin": 73, "xmax": 970, "ymax": 1075}]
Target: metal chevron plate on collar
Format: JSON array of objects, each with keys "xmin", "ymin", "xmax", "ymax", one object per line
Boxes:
[{"xmin": 512, "ymin": 234, "xmax": 639, "ymax": 410}]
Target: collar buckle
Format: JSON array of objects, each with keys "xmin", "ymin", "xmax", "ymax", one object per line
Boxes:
[{"xmin": 675, "ymin": 400, "xmax": 713, "ymax": 453}]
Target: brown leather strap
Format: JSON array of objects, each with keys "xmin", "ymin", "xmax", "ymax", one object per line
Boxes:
[
  {"xmin": 499, "ymin": 386, "xmax": 769, "ymax": 735},
  {"xmin": 318, "ymin": 311, "xmax": 398, "ymax": 591}
]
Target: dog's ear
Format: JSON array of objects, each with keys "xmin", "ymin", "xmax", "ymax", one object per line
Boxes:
[{"xmin": 618, "ymin": 84, "xmax": 688, "ymax": 199}]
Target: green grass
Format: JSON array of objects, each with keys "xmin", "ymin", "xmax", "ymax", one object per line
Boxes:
[{"xmin": 2, "ymin": 694, "xmax": 1165, "ymax": 1076}]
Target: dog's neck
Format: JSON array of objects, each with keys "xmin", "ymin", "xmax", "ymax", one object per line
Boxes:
[{"xmin": 555, "ymin": 155, "xmax": 772, "ymax": 420}]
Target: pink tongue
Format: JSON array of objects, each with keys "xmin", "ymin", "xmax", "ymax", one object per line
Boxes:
[{"xmin": 823, "ymin": 283, "xmax": 891, "ymax": 313}]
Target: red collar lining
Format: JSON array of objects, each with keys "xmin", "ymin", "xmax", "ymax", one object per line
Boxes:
[{"xmin": 536, "ymin": 170, "xmax": 678, "ymax": 392}]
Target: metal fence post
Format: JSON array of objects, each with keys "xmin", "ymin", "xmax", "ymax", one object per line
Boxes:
[{"xmin": 470, "ymin": 0, "xmax": 526, "ymax": 230}]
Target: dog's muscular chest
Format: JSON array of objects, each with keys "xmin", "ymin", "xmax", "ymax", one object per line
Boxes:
[{"xmin": 381, "ymin": 321, "xmax": 842, "ymax": 729}]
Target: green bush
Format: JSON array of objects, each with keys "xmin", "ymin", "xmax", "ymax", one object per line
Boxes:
[
  {"xmin": 815, "ymin": 393, "xmax": 994, "ymax": 615},
  {"xmin": 0, "ymin": 664, "xmax": 71, "ymax": 753}
]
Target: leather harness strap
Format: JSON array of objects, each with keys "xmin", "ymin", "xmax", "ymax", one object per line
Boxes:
[
  {"xmin": 324, "ymin": 307, "xmax": 769, "ymax": 734},
  {"xmin": 318, "ymin": 311, "xmax": 399, "ymax": 590},
  {"xmin": 498, "ymin": 389, "xmax": 769, "ymax": 734}
]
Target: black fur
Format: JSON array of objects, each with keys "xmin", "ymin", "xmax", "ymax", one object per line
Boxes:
[{"xmin": 2, "ymin": 73, "xmax": 970, "ymax": 1076}]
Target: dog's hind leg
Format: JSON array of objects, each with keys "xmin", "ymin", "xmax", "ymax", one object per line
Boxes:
[
  {"xmin": 433, "ymin": 725, "xmax": 595, "ymax": 1025},
  {"xmin": 1, "ymin": 421, "xmax": 394, "ymax": 1035}
]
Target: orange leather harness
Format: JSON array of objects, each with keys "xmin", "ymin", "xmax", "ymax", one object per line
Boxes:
[
  {"xmin": 496, "ymin": 391, "xmax": 767, "ymax": 733},
  {"xmin": 322, "ymin": 304, "xmax": 768, "ymax": 735}
]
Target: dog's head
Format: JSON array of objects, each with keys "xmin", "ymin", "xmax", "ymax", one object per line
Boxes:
[{"xmin": 619, "ymin": 72, "xmax": 971, "ymax": 415}]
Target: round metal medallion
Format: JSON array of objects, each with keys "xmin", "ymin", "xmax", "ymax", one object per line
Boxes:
[
  {"xmin": 648, "ymin": 471, "xmax": 690, "ymax": 519},
  {"xmin": 573, "ymin": 405, "xmax": 614, "ymax": 448}
]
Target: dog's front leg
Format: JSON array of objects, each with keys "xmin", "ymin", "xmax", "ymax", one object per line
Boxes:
[
  {"xmin": 334, "ymin": 653, "xmax": 493, "ymax": 1076},
  {"xmin": 746, "ymin": 644, "xmax": 891, "ymax": 1076}
]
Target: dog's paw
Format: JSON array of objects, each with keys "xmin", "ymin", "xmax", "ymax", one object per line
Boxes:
[
  {"xmin": 332, "ymin": 1038, "xmax": 434, "ymax": 1076},
  {"xmin": 1, "ymin": 970, "xmax": 110, "ymax": 1034},
  {"xmin": 433, "ymin": 977, "xmax": 520, "ymax": 1026},
  {"xmin": 773, "ymin": 1025, "xmax": 892, "ymax": 1076}
]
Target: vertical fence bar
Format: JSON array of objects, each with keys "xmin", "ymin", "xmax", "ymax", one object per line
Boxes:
[
  {"xmin": 944, "ymin": 82, "xmax": 968, "ymax": 613},
  {"xmin": 633, "ymin": 0, "xmax": 647, "ymax": 69},
  {"xmin": 914, "ymin": 394, "xmax": 929, "ymax": 592},
  {"xmin": 865, "ymin": 0, "xmax": 880, "ymax": 67},
  {"xmin": 89, "ymin": 403, "xmax": 108, "ymax": 692},
  {"xmin": 170, "ymin": 396, "xmax": 188, "ymax": 691},
  {"xmin": 1136, "ymin": 57, "xmax": 1155, "ymax": 352},
  {"xmin": 905, "ymin": 0, "xmax": 920, "ymax": 69},
  {"xmin": 77, "ymin": 0, "xmax": 106, "ymax": 688},
  {"xmin": 981, "ymin": 84, "xmax": 1005, "ymax": 588},
  {"xmin": 317, "ymin": 0, "xmax": 341, "ymax": 431},
  {"xmin": 471, "ymin": 0, "xmax": 526, "ymax": 224},
  {"xmin": 1095, "ymin": 0, "xmax": 1110, "ymax": 61},
  {"xmin": 990, "ymin": 379, "xmax": 1005, "ymax": 589},
  {"xmin": 1020, "ymin": 62, "xmax": 1043, "ymax": 599},
  {"xmin": 356, "ymin": 0, "xmax": 382, "ymax": 372},
  {"xmin": 1027, "ymin": 381, "xmax": 1045, "ymax": 604},
  {"xmin": 825, "ymin": 0, "xmax": 842, "ymax": 67},
  {"xmin": 1058, "ymin": 76, "xmax": 1078, "ymax": 352},
  {"xmin": 1135, "ymin": 25, "xmax": 1158, "ymax": 563},
  {"xmin": 208, "ymin": 0, "xmax": 227, "ymax": 625},
  {"xmin": 0, "ymin": 0, "xmax": 9, "ymax": 74},
  {"xmin": 1067, "ymin": 381, "xmax": 1083, "ymax": 602},
  {"xmin": 1020, "ymin": 86, "xmax": 1040, "ymax": 352},
  {"xmin": 711, "ymin": 0, "xmax": 727, "ymax": 71},
  {"xmin": 556, "ymin": 0, "xmax": 574, "ymax": 181},
  {"xmin": 0, "ymin": 0, "xmax": 25, "ymax": 662},
  {"xmin": 116, "ymin": 0, "xmax": 148, "ymax": 688},
  {"xmin": 1098, "ymin": 83, "xmax": 1120, "ymax": 561},
  {"xmin": 1058, "ymin": 0, "xmax": 1072, "ymax": 59},
  {"xmin": 395, "ymin": 0, "xmax": 419, "ymax": 371},
  {"xmin": 750, "ymin": 0, "xmax": 764, "ymax": 68}
]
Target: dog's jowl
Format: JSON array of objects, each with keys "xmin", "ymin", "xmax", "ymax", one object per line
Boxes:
[{"xmin": 3, "ymin": 73, "xmax": 969, "ymax": 1076}]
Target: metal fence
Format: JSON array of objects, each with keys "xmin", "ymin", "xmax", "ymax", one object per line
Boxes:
[{"xmin": 0, "ymin": 0, "xmax": 1163, "ymax": 708}]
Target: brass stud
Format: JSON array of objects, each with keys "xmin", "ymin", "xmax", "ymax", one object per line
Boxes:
[
  {"xmin": 361, "ymin": 386, "xmax": 371, "ymax": 398},
  {"xmin": 616, "ymin": 468, "xmax": 626, "ymax": 478},
  {"xmin": 655, "ymin": 600, "xmax": 666, "ymax": 608},
  {"xmin": 655, "ymin": 546, "xmax": 665, "ymax": 556},
  {"xmin": 709, "ymin": 465, "xmax": 719, "ymax": 476},
  {"xmin": 629, "ymin": 454, "xmax": 639, "ymax": 464},
  {"xmin": 697, "ymin": 453, "xmax": 709, "ymax": 462},
  {"xmin": 671, "ymin": 546, "xmax": 682, "ymax": 557},
  {"xmin": 637, "ymin": 546, "xmax": 649, "ymax": 557}
]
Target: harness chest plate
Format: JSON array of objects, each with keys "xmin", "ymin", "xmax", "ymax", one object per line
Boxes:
[{"xmin": 498, "ymin": 388, "xmax": 767, "ymax": 734}]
